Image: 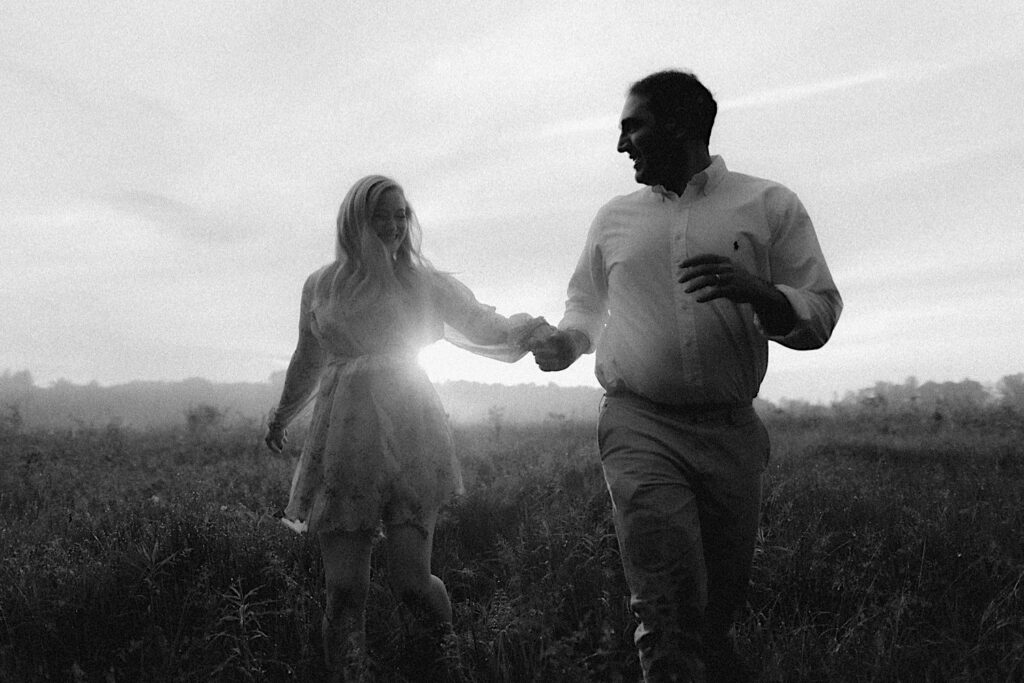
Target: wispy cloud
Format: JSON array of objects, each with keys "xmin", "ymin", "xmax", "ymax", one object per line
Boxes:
[
  {"xmin": 719, "ymin": 58, "xmax": 990, "ymax": 111},
  {"xmin": 721, "ymin": 69, "xmax": 897, "ymax": 110},
  {"xmin": 537, "ymin": 115, "xmax": 615, "ymax": 138},
  {"xmin": 100, "ymin": 188, "xmax": 248, "ymax": 243},
  {"xmin": 0, "ymin": 51, "xmax": 180, "ymax": 127},
  {"xmin": 103, "ymin": 189, "xmax": 201, "ymax": 227}
]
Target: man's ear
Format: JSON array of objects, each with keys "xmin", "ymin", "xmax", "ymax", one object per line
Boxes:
[{"xmin": 663, "ymin": 114, "xmax": 692, "ymax": 142}]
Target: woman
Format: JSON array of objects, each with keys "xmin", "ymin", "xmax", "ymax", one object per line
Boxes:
[{"xmin": 264, "ymin": 175, "xmax": 549, "ymax": 681}]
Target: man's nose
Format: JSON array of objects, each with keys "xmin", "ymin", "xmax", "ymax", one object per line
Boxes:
[{"xmin": 616, "ymin": 133, "xmax": 629, "ymax": 154}]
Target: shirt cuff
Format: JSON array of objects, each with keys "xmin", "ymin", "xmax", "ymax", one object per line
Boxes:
[{"xmin": 554, "ymin": 327, "xmax": 591, "ymax": 355}]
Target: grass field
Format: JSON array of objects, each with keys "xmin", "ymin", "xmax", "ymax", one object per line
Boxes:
[{"xmin": 1, "ymin": 407, "xmax": 1022, "ymax": 682}]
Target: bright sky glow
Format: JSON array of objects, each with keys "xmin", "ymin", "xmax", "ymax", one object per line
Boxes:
[{"xmin": 3, "ymin": 1, "xmax": 1023, "ymax": 403}]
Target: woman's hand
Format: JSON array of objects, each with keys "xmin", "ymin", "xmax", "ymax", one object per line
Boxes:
[
  {"xmin": 531, "ymin": 328, "xmax": 588, "ymax": 372},
  {"xmin": 523, "ymin": 320, "xmax": 557, "ymax": 348},
  {"xmin": 507, "ymin": 315, "xmax": 554, "ymax": 351},
  {"xmin": 265, "ymin": 422, "xmax": 288, "ymax": 453}
]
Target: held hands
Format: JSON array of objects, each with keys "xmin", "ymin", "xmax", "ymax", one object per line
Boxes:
[
  {"xmin": 522, "ymin": 320, "xmax": 558, "ymax": 348},
  {"xmin": 264, "ymin": 421, "xmax": 288, "ymax": 453},
  {"xmin": 529, "ymin": 327, "xmax": 588, "ymax": 372}
]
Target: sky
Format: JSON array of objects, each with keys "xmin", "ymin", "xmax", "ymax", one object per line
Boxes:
[{"xmin": 2, "ymin": 0, "xmax": 1023, "ymax": 405}]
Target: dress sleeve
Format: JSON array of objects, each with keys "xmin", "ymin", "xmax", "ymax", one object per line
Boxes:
[
  {"xmin": 433, "ymin": 272, "xmax": 550, "ymax": 363},
  {"xmin": 765, "ymin": 188, "xmax": 843, "ymax": 350},
  {"xmin": 269, "ymin": 273, "xmax": 326, "ymax": 427}
]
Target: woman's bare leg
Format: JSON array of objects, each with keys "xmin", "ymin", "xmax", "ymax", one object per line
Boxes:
[
  {"xmin": 319, "ymin": 529, "xmax": 374, "ymax": 680},
  {"xmin": 386, "ymin": 515, "xmax": 465, "ymax": 680},
  {"xmin": 385, "ymin": 517, "xmax": 452, "ymax": 625}
]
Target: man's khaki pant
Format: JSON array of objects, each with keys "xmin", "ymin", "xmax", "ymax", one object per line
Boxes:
[{"xmin": 598, "ymin": 393, "xmax": 768, "ymax": 683}]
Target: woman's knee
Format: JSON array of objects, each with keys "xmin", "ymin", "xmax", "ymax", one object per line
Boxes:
[{"xmin": 319, "ymin": 529, "xmax": 373, "ymax": 614}]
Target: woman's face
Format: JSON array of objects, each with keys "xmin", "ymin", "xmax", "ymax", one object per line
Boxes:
[{"xmin": 370, "ymin": 189, "xmax": 408, "ymax": 256}]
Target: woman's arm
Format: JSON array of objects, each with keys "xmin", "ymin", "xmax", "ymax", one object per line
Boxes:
[
  {"xmin": 266, "ymin": 275, "xmax": 325, "ymax": 451},
  {"xmin": 434, "ymin": 272, "xmax": 550, "ymax": 363}
]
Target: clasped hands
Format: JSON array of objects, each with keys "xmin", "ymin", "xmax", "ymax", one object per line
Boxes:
[{"xmin": 527, "ymin": 325, "xmax": 588, "ymax": 372}]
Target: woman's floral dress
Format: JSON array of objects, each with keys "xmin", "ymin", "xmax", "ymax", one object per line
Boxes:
[{"xmin": 271, "ymin": 263, "xmax": 545, "ymax": 535}]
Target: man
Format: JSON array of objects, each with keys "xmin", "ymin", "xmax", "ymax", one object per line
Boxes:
[{"xmin": 532, "ymin": 70, "xmax": 842, "ymax": 682}]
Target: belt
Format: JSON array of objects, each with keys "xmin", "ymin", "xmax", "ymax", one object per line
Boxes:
[{"xmin": 604, "ymin": 390, "xmax": 752, "ymax": 422}]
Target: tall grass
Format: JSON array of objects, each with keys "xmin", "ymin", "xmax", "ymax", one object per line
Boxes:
[{"xmin": 1, "ymin": 411, "xmax": 1022, "ymax": 681}]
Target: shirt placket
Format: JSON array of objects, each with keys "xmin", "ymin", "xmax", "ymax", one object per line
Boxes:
[{"xmin": 671, "ymin": 197, "xmax": 702, "ymax": 387}]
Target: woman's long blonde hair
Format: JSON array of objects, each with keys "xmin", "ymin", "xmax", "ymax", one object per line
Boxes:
[{"xmin": 321, "ymin": 175, "xmax": 432, "ymax": 305}]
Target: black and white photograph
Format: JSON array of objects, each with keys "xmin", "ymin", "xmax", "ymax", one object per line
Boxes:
[{"xmin": 2, "ymin": 2, "xmax": 1022, "ymax": 681}]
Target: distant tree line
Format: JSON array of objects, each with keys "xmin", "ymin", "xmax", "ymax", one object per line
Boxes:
[
  {"xmin": 770, "ymin": 375, "xmax": 1023, "ymax": 414},
  {"xmin": 762, "ymin": 374, "xmax": 1024, "ymax": 434},
  {"xmin": 2, "ymin": 369, "xmax": 1023, "ymax": 434},
  {"xmin": 0, "ymin": 370, "xmax": 279, "ymax": 433},
  {"xmin": 0, "ymin": 370, "xmax": 609, "ymax": 432}
]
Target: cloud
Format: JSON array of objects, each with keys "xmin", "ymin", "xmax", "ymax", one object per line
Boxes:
[
  {"xmin": 97, "ymin": 185, "xmax": 289, "ymax": 248},
  {"xmin": 537, "ymin": 115, "xmax": 616, "ymax": 139},
  {"xmin": 0, "ymin": 52, "xmax": 185, "ymax": 206},
  {"xmin": 721, "ymin": 69, "xmax": 897, "ymax": 110},
  {"xmin": 102, "ymin": 189, "xmax": 201, "ymax": 225},
  {"xmin": 720, "ymin": 56, "xmax": 1010, "ymax": 111},
  {"xmin": 99, "ymin": 188, "xmax": 237, "ymax": 244}
]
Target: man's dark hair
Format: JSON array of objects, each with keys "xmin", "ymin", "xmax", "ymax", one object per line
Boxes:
[{"xmin": 628, "ymin": 70, "xmax": 717, "ymax": 146}]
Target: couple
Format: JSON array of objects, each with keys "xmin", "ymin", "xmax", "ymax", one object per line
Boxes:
[{"xmin": 265, "ymin": 70, "xmax": 843, "ymax": 683}]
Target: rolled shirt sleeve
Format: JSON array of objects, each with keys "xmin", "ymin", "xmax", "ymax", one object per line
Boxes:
[{"xmin": 763, "ymin": 188, "xmax": 843, "ymax": 350}]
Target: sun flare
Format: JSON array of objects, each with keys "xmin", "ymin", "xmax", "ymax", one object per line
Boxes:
[{"xmin": 417, "ymin": 340, "xmax": 599, "ymax": 389}]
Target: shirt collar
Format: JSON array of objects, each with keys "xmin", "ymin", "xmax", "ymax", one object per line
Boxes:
[{"xmin": 651, "ymin": 155, "xmax": 727, "ymax": 199}]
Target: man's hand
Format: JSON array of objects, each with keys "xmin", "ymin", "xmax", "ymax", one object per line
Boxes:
[
  {"xmin": 530, "ymin": 328, "xmax": 588, "ymax": 372},
  {"xmin": 265, "ymin": 422, "xmax": 288, "ymax": 453},
  {"xmin": 678, "ymin": 253, "xmax": 796, "ymax": 335},
  {"xmin": 522, "ymin": 321, "xmax": 558, "ymax": 348},
  {"xmin": 678, "ymin": 253, "xmax": 766, "ymax": 303}
]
